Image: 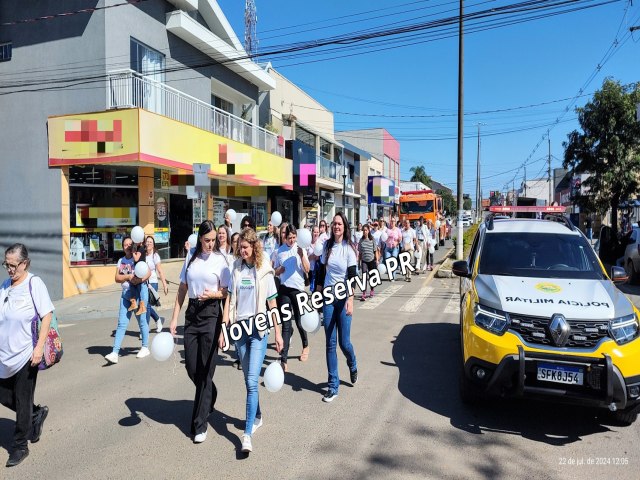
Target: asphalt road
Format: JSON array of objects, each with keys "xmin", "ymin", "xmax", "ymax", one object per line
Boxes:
[{"xmin": 2, "ymin": 241, "xmax": 639, "ymax": 480}]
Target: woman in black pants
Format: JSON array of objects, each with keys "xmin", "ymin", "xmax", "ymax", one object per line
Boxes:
[
  {"xmin": 169, "ymin": 220, "xmax": 230, "ymax": 443},
  {"xmin": 274, "ymin": 224, "xmax": 311, "ymax": 371}
]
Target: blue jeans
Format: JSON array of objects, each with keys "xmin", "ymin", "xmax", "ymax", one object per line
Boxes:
[
  {"xmin": 146, "ymin": 282, "xmax": 160, "ymax": 326},
  {"xmin": 112, "ymin": 292, "xmax": 149, "ymax": 353},
  {"xmin": 322, "ymin": 298, "xmax": 357, "ymax": 394},
  {"xmin": 384, "ymin": 246, "xmax": 399, "ymax": 279},
  {"xmin": 235, "ymin": 330, "xmax": 268, "ymax": 436},
  {"xmin": 123, "ymin": 280, "xmax": 148, "ymax": 306}
]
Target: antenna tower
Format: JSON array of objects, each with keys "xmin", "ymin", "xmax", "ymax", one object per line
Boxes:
[{"xmin": 244, "ymin": 0, "xmax": 257, "ymax": 58}]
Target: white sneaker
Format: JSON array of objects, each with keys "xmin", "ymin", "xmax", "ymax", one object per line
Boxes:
[
  {"xmin": 104, "ymin": 352, "xmax": 118, "ymax": 364},
  {"xmin": 252, "ymin": 415, "xmax": 263, "ymax": 434},
  {"xmin": 241, "ymin": 434, "xmax": 253, "ymax": 453},
  {"xmin": 156, "ymin": 317, "xmax": 164, "ymax": 333},
  {"xmin": 136, "ymin": 347, "xmax": 150, "ymax": 359},
  {"xmin": 194, "ymin": 431, "xmax": 207, "ymax": 443}
]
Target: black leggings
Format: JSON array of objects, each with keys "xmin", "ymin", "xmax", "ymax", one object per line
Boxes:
[{"xmin": 277, "ymin": 285, "xmax": 308, "ymax": 363}]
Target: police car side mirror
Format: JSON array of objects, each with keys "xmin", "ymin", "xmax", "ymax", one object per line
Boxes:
[
  {"xmin": 611, "ymin": 266, "xmax": 628, "ymax": 284},
  {"xmin": 452, "ymin": 260, "xmax": 471, "ymax": 278}
]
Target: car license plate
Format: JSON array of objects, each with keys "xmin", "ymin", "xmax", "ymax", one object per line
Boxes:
[{"xmin": 537, "ymin": 363, "xmax": 584, "ymax": 385}]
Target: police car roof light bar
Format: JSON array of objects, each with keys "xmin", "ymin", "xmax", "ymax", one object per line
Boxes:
[{"xmin": 484, "ymin": 205, "xmax": 574, "ymax": 232}]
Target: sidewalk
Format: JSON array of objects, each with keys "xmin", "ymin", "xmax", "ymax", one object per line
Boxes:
[{"xmin": 54, "ymin": 260, "xmax": 185, "ymax": 323}]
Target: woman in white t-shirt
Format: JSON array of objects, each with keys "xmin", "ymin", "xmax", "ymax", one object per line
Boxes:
[
  {"xmin": 216, "ymin": 225, "xmax": 234, "ymax": 266},
  {"xmin": 222, "ymin": 228, "xmax": 283, "ymax": 454},
  {"xmin": 144, "ymin": 236, "xmax": 168, "ymax": 334},
  {"xmin": 274, "ymin": 224, "xmax": 311, "ymax": 370},
  {"xmin": 315, "ymin": 212, "xmax": 358, "ymax": 403},
  {"xmin": 0, "ymin": 244, "xmax": 53, "ymax": 467},
  {"xmin": 169, "ymin": 220, "xmax": 230, "ymax": 444}
]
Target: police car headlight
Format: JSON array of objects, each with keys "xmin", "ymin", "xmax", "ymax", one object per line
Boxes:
[
  {"xmin": 609, "ymin": 314, "xmax": 639, "ymax": 345},
  {"xmin": 474, "ymin": 304, "xmax": 510, "ymax": 335}
]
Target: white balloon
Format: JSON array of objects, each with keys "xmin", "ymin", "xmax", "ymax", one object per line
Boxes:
[
  {"xmin": 188, "ymin": 233, "xmax": 198, "ymax": 248},
  {"xmin": 271, "ymin": 211, "xmax": 282, "ymax": 227},
  {"xmin": 377, "ymin": 263, "xmax": 387, "ymax": 275},
  {"xmin": 297, "ymin": 228, "xmax": 312, "ymax": 249},
  {"xmin": 264, "ymin": 362, "xmax": 285, "ymax": 392},
  {"xmin": 301, "ymin": 310, "xmax": 321, "ymax": 333},
  {"xmin": 226, "ymin": 209, "xmax": 237, "ymax": 222},
  {"xmin": 151, "ymin": 332, "xmax": 175, "ymax": 362},
  {"xmin": 134, "ymin": 261, "xmax": 149, "ymax": 278},
  {"xmin": 313, "ymin": 241, "xmax": 324, "ymax": 257},
  {"xmin": 131, "ymin": 226, "xmax": 145, "ymax": 244},
  {"xmin": 380, "ymin": 231, "xmax": 388, "ymax": 242},
  {"xmin": 414, "ymin": 250, "xmax": 422, "ymax": 259}
]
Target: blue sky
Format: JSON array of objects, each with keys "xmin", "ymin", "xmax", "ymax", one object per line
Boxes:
[{"xmin": 220, "ymin": 0, "xmax": 639, "ymax": 197}]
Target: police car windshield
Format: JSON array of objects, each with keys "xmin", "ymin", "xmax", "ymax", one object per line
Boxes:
[{"xmin": 478, "ymin": 232, "xmax": 606, "ymax": 280}]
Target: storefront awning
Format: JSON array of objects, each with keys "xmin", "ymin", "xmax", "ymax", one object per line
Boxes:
[{"xmin": 48, "ymin": 108, "xmax": 293, "ymax": 189}]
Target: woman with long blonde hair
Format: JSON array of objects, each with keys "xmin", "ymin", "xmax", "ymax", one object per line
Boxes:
[{"xmin": 221, "ymin": 228, "xmax": 283, "ymax": 453}]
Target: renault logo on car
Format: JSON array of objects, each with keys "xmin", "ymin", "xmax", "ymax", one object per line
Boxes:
[{"xmin": 549, "ymin": 314, "xmax": 570, "ymax": 346}]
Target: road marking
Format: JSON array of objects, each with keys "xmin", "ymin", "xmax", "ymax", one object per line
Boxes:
[
  {"xmin": 59, "ymin": 323, "xmax": 76, "ymax": 328},
  {"xmin": 443, "ymin": 294, "xmax": 460, "ymax": 314},
  {"xmin": 399, "ymin": 286, "xmax": 434, "ymax": 313},
  {"xmin": 359, "ymin": 284, "xmax": 403, "ymax": 310}
]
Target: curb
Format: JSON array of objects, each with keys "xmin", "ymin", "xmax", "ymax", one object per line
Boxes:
[{"xmin": 434, "ymin": 246, "xmax": 456, "ymax": 278}]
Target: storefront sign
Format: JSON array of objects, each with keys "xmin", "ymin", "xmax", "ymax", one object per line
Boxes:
[
  {"xmin": 156, "ymin": 197, "xmax": 168, "ymax": 227},
  {"xmin": 161, "ymin": 170, "xmax": 171, "ymax": 189},
  {"xmin": 303, "ymin": 193, "xmax": 319, "ymax": 208},
  {"xmin": 89, "ymin": 234, "xmax": 101, "ymax": 253},
  {"xmin": 76, "ymin": 206, "xmax": 138, "ymax": 227},
  {"xmin": 154, "ymin": 228, "xmax": 169, "ymax": 244}
]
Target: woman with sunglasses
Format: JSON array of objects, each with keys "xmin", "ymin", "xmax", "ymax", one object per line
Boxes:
[
  {"xmin": 0, "ymin": 244, "xmax": 52, "ymax": 467},
  {"xmin": 222, "ymin": 228, "xmax": 283, "ymax": 453},
  {"xmin": 315, "ymin": 212, "xmax": 358, "ymax": 403},
  {"xmin": 274, "ymin": 224, "xmax": 310, "ymax": 371},
  {"xmin": 169, "ymin": 220, "xmax": 230, "ymax": 444}
]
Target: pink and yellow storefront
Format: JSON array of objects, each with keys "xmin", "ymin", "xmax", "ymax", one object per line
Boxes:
[{"xmin": 48, "ymin": 108, "xmax": 292, "ymax": 297}]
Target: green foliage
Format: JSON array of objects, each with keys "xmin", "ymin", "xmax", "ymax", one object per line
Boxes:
[
  {"xmin": 437, "ymin": 189, "xmax": 457, "ymax": 216},
  {"xmin": 409, "ymin": 166, "xmax": 432, "ymax": 186},
  {"xmin": 463, "ymin": 197, "xmax": 472, "ymax": 210},
  {"xmin": 563, "ymin": 79, "xmax": 640, "ymax": 238},
  {"xmin": 264, "ymin": 122, "xmax": 279, "ymax": 134}
]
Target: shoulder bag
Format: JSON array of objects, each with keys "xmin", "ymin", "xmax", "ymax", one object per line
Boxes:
[{"xmin": 29, "ymin": 277, "xmax": 63, "ymax": 370}]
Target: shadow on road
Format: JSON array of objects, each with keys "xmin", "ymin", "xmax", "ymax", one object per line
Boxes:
[
  {"xmin": 120, "ymin": 397, "xmax": 243, "ymax": 451},
  {"xmin": 386, "ymin": 322, "xmax": 614, "ymax": 446},
  {"xmin": 0, "ymin": 418, "xmax": 13, "ymax": 454}
]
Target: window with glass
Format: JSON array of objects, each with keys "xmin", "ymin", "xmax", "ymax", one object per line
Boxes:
[
  {"xmin": 69, "ymin": 166, "xmax": 139, "ymax": 266},
  {"xmin": 296, "ymin": 126, "xmax": 315, "ymax": 149},
  {"xmin": 130, "ymin": 38, "xmax": 165, "ymax": 112},
  {"xmin": 319, "ymin": 138, "xmax": 332, "ymax": 160}
]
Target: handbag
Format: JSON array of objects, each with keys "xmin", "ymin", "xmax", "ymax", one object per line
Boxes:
[
  {"xmin": 28, "ymin": 277, "xmax": 63, "ymax": 370},
  {"xmin": 148, "ymin": 283, "xmax": 161, "ymax": 307}
]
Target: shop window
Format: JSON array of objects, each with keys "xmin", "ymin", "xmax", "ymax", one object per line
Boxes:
[{"xmin": 69, "ymin": 166, "xmax": 139, "ymax": 266}]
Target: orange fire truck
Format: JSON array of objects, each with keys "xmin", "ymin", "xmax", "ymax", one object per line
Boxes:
[{"xmin": 399, "ymin": 190, "xmax": 446, "ymax": 247}]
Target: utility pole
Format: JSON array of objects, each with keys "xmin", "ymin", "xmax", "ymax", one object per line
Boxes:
[
  {"xmin": 523, "ymin": 166, "xmax": 527, "ymax": 197},
  {"xmin": 512, "ymin": 180, "xmax": 516, "ymax": 205},
  {"xmin": 548, "ymin": 130, "xmax": 552, "ymax": 205},
  {"xmin": 476, "ymin": 123, "xmax": 485, "ymax": 223},
  {"xmin": 456, "ymin": 0, "xmax": 464, "ymax": 260}
]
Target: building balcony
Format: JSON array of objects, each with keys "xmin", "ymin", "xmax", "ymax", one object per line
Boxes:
[
  {"xmin": 316, "ymin": 155, "xmax": 344, "ymax": 190},
  {"xmin": 107, "ymin": 69, "xmax": 284, "ymax": 157}
]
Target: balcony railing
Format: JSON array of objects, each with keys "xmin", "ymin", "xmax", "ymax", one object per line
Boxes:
[
  {"xmin": 107, "ymin": 69, "xmax": 284, "ymax": 157},
  {"xmin": 317, "ymin": 155, "xmax": 342, "ymax": 182}
]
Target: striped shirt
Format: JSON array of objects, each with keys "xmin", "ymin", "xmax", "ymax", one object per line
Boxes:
[{"xmin": 359, "ymin": 238, "xmax": 376, "ymax": 263}]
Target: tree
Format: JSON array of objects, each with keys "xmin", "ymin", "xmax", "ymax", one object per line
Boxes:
[
  {"xmin": 437, "ymin": 189, "xmax": 457, "ymax": 217},
  {"xmin": 563, "ymin": 79, "xmax": 640, "ymax": 244},
  {"xmin": 463, "ymin": 197, "xmax": 472, "ymax": 210},
  {"xmin": 409, "ymin": 166, "xmax": 432, "ymax": 186}
]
